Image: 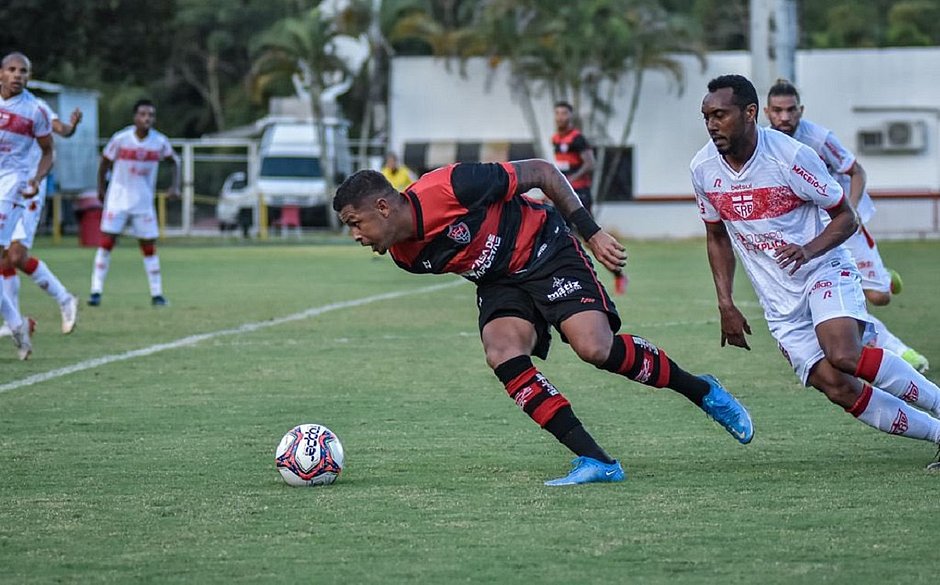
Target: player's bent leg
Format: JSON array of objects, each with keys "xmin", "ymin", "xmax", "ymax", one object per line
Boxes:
[
  {"xmin": 809, "ymin": 360, "xmax": 940, "ymax": 445},
  {"xmin": 591, "ymin": 327, "xmax": 754, "ymax": 444},
  {"xmin": 855, "ymin": 346, "xmax": 940, "ymax": 417}
]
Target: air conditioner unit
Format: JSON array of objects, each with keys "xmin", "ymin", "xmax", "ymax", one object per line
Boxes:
[{"xmin": 857, "ymin": 120, "xmax": 927, "ymax": 154}]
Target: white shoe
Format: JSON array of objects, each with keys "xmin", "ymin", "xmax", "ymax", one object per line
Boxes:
[
  {"xmin": 60, "ymin": 294, "xmax": 79, "ymax": 334},
  {"xmin": 0, "ymin": 323, "xmax": 10, "ymax": 338},
  {"xmin": 11, "ymin": 320, "xmax": 32, "ymax": 360}
]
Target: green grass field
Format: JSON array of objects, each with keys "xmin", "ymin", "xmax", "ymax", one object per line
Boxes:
[{"xmin": 1, "ymin": 237, "xmax": 938, "ymax": 584}]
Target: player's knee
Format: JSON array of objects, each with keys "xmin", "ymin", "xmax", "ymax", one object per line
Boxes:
[
  {"xmin": 139, "ymin": 241, "xmax": 156, "ymax": 256},
  {"xmin": 814, "ymin": 381, "xmax": 857, "ymax": 409},
  {"xmin": 100, "ymin": 235, "xmax": 116, "ymax": 251},
  {"xmin": 865, "ymin": 290, "xmax": 891, "ymax": 306},
  {"xmin": 825, "ymin": 350, "xmax": 861, "ymax": 375},
  {"xmin": 570, "ymin": 337, "xmax": 612, "ymax": 366},
  {"xmin": 7, "ymin": 246, "xmax": 27, "ymax": 268}
]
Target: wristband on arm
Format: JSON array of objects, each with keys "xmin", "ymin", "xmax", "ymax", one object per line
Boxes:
[{"xmin": 568, "ymin": 207, "xmax": 601, "ymax": 240}]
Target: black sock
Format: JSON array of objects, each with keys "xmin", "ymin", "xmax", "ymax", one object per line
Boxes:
[
  {"xmin": 601, "ymin": 334, "xmax": 709, "ymax": 406},
  {"xmin": 544, "ymin": 406, "xmax": 614, "ymax": 464},
  {"xmin": 664, "ymin": 359, "xmax": 709, "ymax": 407}
]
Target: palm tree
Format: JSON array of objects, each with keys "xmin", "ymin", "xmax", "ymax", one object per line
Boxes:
[{"xmin": 250, "ymin": 5, "xmax": 369, "ymax": 226}]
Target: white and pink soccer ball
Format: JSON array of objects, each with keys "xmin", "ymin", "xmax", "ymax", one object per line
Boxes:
[{"xmin": 275, "ymin": 424, "xmax": 345, "ymax": 486}]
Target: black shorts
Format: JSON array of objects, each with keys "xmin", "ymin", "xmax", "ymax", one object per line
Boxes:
[{"xmin": 476, "ymin": 235, "xmax": 621, "ymax": 360}]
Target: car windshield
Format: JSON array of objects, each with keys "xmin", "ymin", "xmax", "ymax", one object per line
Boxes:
[{"xmin": 261, "ymin": 157, "xmax": 323, "ymax": 178}]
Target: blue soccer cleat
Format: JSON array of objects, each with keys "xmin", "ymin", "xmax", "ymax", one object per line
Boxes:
[
  {"xmin": 544, "ymin": 456, "xmax": 626, "ymax": 486},
  {"xmin": 700, "ymin": 374, "xmax": 754, "ymax": 444}
]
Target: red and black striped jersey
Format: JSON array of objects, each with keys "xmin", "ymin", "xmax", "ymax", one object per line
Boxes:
[
  {"xmin": 389, "ymin": 162, "xmax": 568, "ymax": 282},
  {"xmin": 551, "ymin": 128, "xmax": 592, "ymax": 189}
]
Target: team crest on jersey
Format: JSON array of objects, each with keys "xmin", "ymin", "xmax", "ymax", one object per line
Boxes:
[
  {"xmin": 559, "ymin": 143, "xmax": 569, "ymax": 153},
  {"xmin": 446, "ymin": 222, "xmax": 471, "ymax": 245},
  {"xmin": 0, "ymin": 112, "xmax": 9, "ymax": 127},
  {"xmin": 731, "ymin": 193, "xmax": 754, "ymax": 218}
]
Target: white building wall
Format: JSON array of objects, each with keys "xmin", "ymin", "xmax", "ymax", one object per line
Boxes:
[{"xmin": 389, "ymin": 49, "xmax": 940, "ymax": 239}]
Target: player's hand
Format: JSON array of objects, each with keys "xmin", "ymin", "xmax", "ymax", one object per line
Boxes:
[
  {"xmin": 20, "ymin": 180, "xmax": 39, "ymax": 198},
  {"xmin": 774, "ymin": 243, "xmax": 811, "ymax": 275},
  {"xmin": 166, "ymin": 186, "xmax": 181, "ymax": 199},
  {"xmin": 586, "ymin": 230, "xmax": 627, "ymax": 274},
  {"xmin": 70, "ymin": 108, "xmax": 83, "ymax": 128},
  {"xmin": 719, "ymin": 304, "xmax": 751, "ymax": 350}
]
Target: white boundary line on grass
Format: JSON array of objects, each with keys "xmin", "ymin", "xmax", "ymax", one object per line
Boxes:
[{"xmin": 0, "ymin": 280, "xmax": 465, "ymax": 395}]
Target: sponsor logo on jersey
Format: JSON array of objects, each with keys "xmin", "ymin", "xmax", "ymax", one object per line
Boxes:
[
  {"xmin": 446, "ymin": 222, "xmax": 471, "ymax": 245},
  {"xmin": 461, "ymin": 234, "xmax": 501, "ymax": 280},
  {"xmin": 547, "ymin": 278, "xmax": 583, "ymax": 301},
  {"xmin": 731, "ymin": 193, "xmax": 754, "ymax": 218},
  {"xmin": 734, "ymin": 231, "xmax": 787, "ymax": 253},
  {"xmin": 810, "ymin": 280, "xmax": 833, "ymax": 292},
  {"xmin": 791, "ymin": 164, "xmax": 829, "ymax": 196}
]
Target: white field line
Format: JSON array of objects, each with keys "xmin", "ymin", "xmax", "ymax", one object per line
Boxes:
[{"xmin": 0, "ymin": 280, "xmax": 465, "ymax": 395}]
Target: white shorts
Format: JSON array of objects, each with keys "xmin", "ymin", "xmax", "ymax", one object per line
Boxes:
[
  {"xmin": 11, "ymin": 179, "xmax": 47, "ymax": 249},
  {"xmin": 0, "ymin": 199, "xmax": 24, "ymax": 248},
  {"xmin": 844, "ymin": 227, "xmax": 891, "ymax": 293},
  {"xmin": 100, "ymin": 207, "xmax": 159, "ymax": 240},
  {"xmin": 766, "ymin": 262, "xmax": 874, "ymax": 386}
]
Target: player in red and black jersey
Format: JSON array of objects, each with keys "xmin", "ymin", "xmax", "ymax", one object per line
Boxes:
[
  {"xmin": 334, "ymin": 159, "xmax": 754, "ymax": 486},
  {"xmin": 552, "ymin": 101, "xmax": 627, "ymax": 294}
]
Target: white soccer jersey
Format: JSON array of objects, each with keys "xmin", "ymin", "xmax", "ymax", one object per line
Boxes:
[
  {"xmin": 27, "ymin": 93, "xmax": 58, "ymax": 176},
  {"xmin": 102, "ymin": 126, "xmax": 175, "ymax": 213},
  {"xmin": 691, "ymin": 126, "xmax": 853, "ymax": 319},
  {"xmin": 0, "ymin": 89, "xmax": 52, "ymax": 203},
  {"xmin": 792, "ymin": 118, "xmax": 875, "ymax": 224}
]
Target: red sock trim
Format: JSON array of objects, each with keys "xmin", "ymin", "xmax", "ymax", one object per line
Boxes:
[
  {"xmin": 1, "ymin": 267, "xmax": 16, "ymax": 278},
  {"xmin": 505, "ymin": 366, "xmax": 538, "ymax": 396},
  {"xmin": 531, "ymin": 395, "xmax": 571, "ymax": 427},
  {"xmin": 139, "ymin": 242, "xmax": 156, "ymax": 256},
  {"xmin": 655, "ymin": 349, "xmax": 671, "ymax": 388},
  {"xmin": 855, "ymin": 346, "xmax": 883, "ymax": 382},
  {"xmin": 618, "ymin": 334, "xmax": 635, "ymax": 374},
  {"xmin": 847, "ymin": 384, "xmax": 874, "ymax": 417},
  {"xmin": 23, "ymin": 257, "xmax": 39, "ymax": 275}
]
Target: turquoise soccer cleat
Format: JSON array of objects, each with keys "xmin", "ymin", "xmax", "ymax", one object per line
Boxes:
[
  {"xmin": 544, "ymin": 456, "xmax": 626, "ymax": 486},
  {"xmin": 700, "ymin": 374, "xmax": 754, "ymax": 444}
]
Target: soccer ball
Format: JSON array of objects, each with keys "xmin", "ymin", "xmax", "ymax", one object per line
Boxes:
[{"xmin": 275, "ymin": 424, "xmax": 345, "ymax": 486}]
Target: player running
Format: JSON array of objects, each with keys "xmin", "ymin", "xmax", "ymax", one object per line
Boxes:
[
  {"xmin": 0, "ymin": 90, "xmax": 80, "ymax": 336},
  {"xmin": 0, "ymin": 52, "xmax": 53, "ymax": 360},
  {"xmin": 764, "ymin": 79, "xmax": 929, "ymax": 373},
  {"xmin": 334, "ymin": 159, "xmax": 754, "ymax": 486},
  {"xmin": 88, "ymin": 99, "xmax": 179, "ymax": 307},
  {"xmin": 693, "ymin": 75, "xmax": 940, "ymax": 467}
]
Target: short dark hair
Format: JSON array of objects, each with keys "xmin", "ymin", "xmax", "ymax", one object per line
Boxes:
[
  {"xmin": 554, "ymin": 101, "xmax": 574, "ymax": 112},
  {"xmin": 133, "ymin": 99, "xmax": 155, "ymax": 114},
  {"xmin": 707, "ymin": 75, "xmax": 759, "ymax": 110},
  {"xmin": 767, "ymin": 78, "xmax": 801, "ymax": 103},
  {"xmin": 332, "ymin": 169, "xmax": 396, "ymax": 212}
]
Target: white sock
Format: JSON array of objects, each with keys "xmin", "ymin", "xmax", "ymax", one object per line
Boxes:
[
  {"xmin": 91, "ymin": 248, "xmax": 111, "ymax": 294},
  {"xmin": 850, "ymin": 385, "xmax": 940, "ymax": 443},
  {"xmin": 0, "ymin": 285, "xmax": 23, "ymax": 330},
  {"xmin": 858, "ymin": 347, "xmax": 940, "ymax": 416},
  {"xmin": 2, "ymin": 273, "xmax": 20, "ymax": 315},
  {"xmin": 28, "ymin": 260, "xmax": 71, "ymax": 304},
  {"xmin": 143, "ymin": 255, "xmax": 162, "ymax": 297},
  {"xmin": 867, "ymin": 313, "xmax": 911, "ymax": 356}
]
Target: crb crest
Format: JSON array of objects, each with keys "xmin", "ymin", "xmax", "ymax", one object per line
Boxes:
[
  {"xmin": 731, "ymin": 194, "xmax": 754, "ymax": 218},
  {"xmin": 446, "ymin": 222, "xmax": 471, "ymax": 245}
]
